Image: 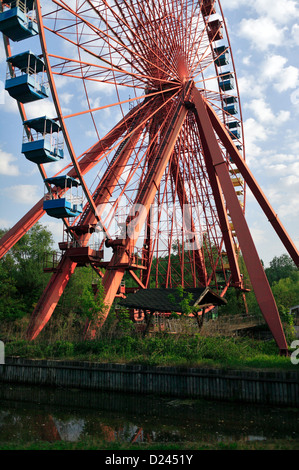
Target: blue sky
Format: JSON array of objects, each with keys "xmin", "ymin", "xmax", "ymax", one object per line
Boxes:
[{"xmin": 0, "ymin": 0, "xmax": 298, "ymax": 267}]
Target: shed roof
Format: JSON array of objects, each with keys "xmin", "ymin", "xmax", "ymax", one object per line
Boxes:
[{"xmin": 119, "ymin": 287, "xmax": 227, "ymax": 313}]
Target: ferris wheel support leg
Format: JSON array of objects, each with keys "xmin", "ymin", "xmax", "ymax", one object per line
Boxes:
[
  {"xmin": 197, "ymin": 151, "xmax": 242, "ymax": 287},
  {"xmin": 187, "ymin": 107, "xmax": 242, "ymax": 286},
  {"xmin": 206, "ymin": 103, "xmax": 299, "ymax": 268},
  {"xmin": 26, "ymin": 254, "xmax": 77, "ymax": 340},
  {"xmin": 192, "ymin": 87, "xmax": 288, "ymax": 355}
]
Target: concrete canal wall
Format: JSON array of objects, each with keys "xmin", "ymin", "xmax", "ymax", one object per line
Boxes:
[{"xmin": 0, "ymin": 357, "xmax": 299, "ymax": 406}]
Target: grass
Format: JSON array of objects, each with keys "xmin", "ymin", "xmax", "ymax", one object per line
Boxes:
[
  {"xmin": 4, "ymin": 333, "xmax": 297, "ymax": 371},
  {"xmin": 1, "ymin": 438, "xmax": 299, "ymax": 450}
]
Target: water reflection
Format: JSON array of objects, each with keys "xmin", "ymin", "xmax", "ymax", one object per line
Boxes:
[{"xmin": 0, "ymin": 384, "xmax": 298, "ymax": 444}]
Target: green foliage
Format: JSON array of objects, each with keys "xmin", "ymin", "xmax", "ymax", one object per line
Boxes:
[
  {"xmin": 271, "ymin": 273, "xmax": 299, "ymax": 310},
  {"xmin": 168, "ymin": 285, "xmax": 199, "ymax": 316},
  {"xmin": 2, "ymin": 438, "xmax": 299, "ymax": 451},
  {"xmin": 115, "ymin": 307, "xmax": 134, "ymax": 334},
  {"xmin": 0, "ymin": 223, "xmax": 54, "ymax": 321},
  {"xmin": 1, "ymin": 220, "xmax": 298, "ymax": 368},
  {"xmin": 0, "ymin": 265, "xmax": 27, "ymax": 321},
  {"xmin": 5, "ymin": 335, "xmax": 292, "ymax": 370},
  {"xmin": 78, "ymin": 283, "xmax": 105, "ymax": 321},
  {"xmin": 220, "ymin": 254, "xmax": 298, "ymax": 322},
  {"xmin": 219, "ymin": 288, "xmax": 249, "ymax": 316},
  {"xmin": 265, "ymin": 254, "xmax": 297, "ymax": 286}
]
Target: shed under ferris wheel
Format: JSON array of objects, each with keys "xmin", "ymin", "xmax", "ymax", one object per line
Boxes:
[{"xmin": 0, "ymin": 0, "xmax": 298, "ymax": 355}]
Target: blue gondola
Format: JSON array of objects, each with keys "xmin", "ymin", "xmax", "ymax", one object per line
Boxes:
[
  {"xmin": 5, "ymin": 50, "xmax": 49, "ymax": 103},
  {"xmin": 224, "ymin": 103, "xmax": 238, "ymax": 115},
  {"xmin": 214, "ymin": 46, "xmax": 229, "ymax": 67},
  {"xmin": 43, "ymin": 176, "xmax": 83, "ymax": 219},
  {"xmin": 22, "ymin": 116, "xmax": 64, "ymax": 164},
  {"xmin": 43, "ymin": 198, "xmax": 83, "ymax": 219},
  {"xmin": 224, "ymin": 96, "xmax": 237, "ymax": 105},
  {"xmin": 227, "ymin": 121, "xmax": 240, "ymax": 129},
  {"xmin": 219, "ymin": 71, "xmax": 233, "ymax": 80},
  {"xmin": 219, "ymin": 78, "xmax": 234, "ymax": 91},
  {"xmin": 229, "ymin": 129, "xmax": 240, "ymax": 140},
  {"xmin": 0, "ymin": 0, "xmax": 38, "ymax": 42}
]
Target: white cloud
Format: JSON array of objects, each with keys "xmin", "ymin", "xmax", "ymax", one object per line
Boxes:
[
  {"xmin": 0, "ymin": 41, "xmax": 5, "ymax": 64},
  {"xmin": 2, "ymin": 93, "xmax": 19, "ymax": 114},
  {"xmin": 220, "ymin": 0, "xmax": 248, "ymax": 10},
  {"xmin": 86, "ymin": 80, "xmax": 115, "ymax": 97},
  {"xmin": 242, "ymin": 55, "xmax": 252, "ymax": 66},
  {"xmin": 0, "ymin": 218, "xmax": 11, "ymax": 229},
  {"xmin": 239, "ymin": 17, "xmax": 287, "ymax": 51},
  {"xmin": 25, "ymin": 100, "xmax": 57, "ymax": 119},
  {"xmin": 242, "ymin": 117, "xmax": 266, "ymax": 164},
  {"xmin": 60, "ymin": 92, "xmax": 74, "ymax": 106},
  {"xmin": 292, "ymin": 24, "xmax": 299, "ymax": 45},
  {"xmin": 251, "ymin": 0, "xmax": 299, "ymax": 24},
  {"xmin": 248, "ymin": 223, "xmax": 267, "ymax": 244},
  {"xmin": 0, "ymin": 148, "xmax": 20, "ymax": 176},
  {"xmin": 281, "ymin": 174, "xmax": 299, "ymax": 187},
  {"xmin": 237, "ymin": 75, "xmax": 264, "ymax": 99},
  {"xmin": 222, "ymin": 0, "xmax": 299, "ymax": 24},
  {"xmin": 245, "ymin": 98, "xmax": 290, "ymax": 125},
  {"xmin": 2, "ymin": 185, "xmax": 41, "ymax": 205},
  {"xmin": 261, "ymin": 55, "xmax": 299, "ymax": 92},
  {"xmin": 43, "ymin": 219, "xmax": 64, "ymax": 246}
]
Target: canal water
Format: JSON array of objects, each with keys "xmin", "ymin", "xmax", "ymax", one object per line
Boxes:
[{"xmin": 0, "ymin": 383, "xmax": 299, "ymax": 445}]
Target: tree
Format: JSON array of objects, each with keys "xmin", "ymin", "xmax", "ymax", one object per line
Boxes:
[
  {"xmin": 77, "ymin": 280, "xmax": 106, "ymax": 323},
  {"xmin": 265, "ymin": 254, "xmax": 297, "ymax": 286},
  {"xmin": 271, "ymin": 272, "xmax": 299, "ymax": 314},
  {"xmin": 0, "ymin": 223, "xmax": 54, "ymax": 320}
]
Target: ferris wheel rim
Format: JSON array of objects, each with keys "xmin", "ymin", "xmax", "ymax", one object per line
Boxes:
[
  {"xmin": 40, "ymin": 0, "xmax": 245, "ymax": 294},
  {"xmin": 2, "ymin": 0, "xmax": 247, "ymax": 296}
]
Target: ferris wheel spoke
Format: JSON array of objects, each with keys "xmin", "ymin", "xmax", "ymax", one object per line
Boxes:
[
  {"xmin": 1, "ymin": 0, "xmax": 294, "ymax": 352},
  {"xmin": 51, "ymin": 0, "xmax": 178, "ymax": 86},
  {"xmin": 78, "ymin": 113, "xmax": 150, "ymax": 229},
  {"xmin": 89, "ymin": 0, "xmax": 177, "ymax": 82},
  {"xmin": 45, "ymin": 5, "xmax": 146, "ymax": 84}
]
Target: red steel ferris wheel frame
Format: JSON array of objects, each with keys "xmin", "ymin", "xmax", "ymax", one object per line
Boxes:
[{"xmin": 0, "ymin": 0, "xmax": 298, "ymax": 355}]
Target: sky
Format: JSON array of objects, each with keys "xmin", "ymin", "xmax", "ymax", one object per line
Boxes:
[{"xmin": 0, "ymin": 0, "xmax": 298, "ymax": 268}]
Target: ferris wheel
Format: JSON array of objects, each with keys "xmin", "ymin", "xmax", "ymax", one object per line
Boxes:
[{"xmin": 0, "ymin": 0, "xmax": 298, "ymax": 354}]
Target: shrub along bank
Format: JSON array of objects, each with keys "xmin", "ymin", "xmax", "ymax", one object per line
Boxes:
[{"xmin": 4, "ymin": 334, "xmax": 297, "ymax": 371}]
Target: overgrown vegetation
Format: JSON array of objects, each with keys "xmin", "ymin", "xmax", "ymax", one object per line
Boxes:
[
  {"xmin": 1, "ymin": 438, "xmax": 299, "ymax": 450},
  {"xmin": 4, "ymin": 332, "xmax": 297, "ymax": 370},
  {"xmin": 0, "ymin": 224, "xmax": 298, "ymax": 369}
]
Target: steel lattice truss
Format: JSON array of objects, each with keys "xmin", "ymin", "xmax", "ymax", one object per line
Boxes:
[{"xmin": 0, "ymin": 0, "xmax": 298, "ymax": 354}]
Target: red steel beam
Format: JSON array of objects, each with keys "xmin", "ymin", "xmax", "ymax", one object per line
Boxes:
[
  {"xmin": 188, "ymin": 99, "xmax": 242, "ymax": 287},
  {"xmin": 169, "ymin": 154, "xmax": 208, "ymax": 285},
  {"xmin": 25, "ymin": 115, "xmax": 147, "ymax": 340},
  {"xmin": 0, "ymin": 109, "xmax": 134, "ymax": 259},
  {"xmin": 90, "ymin": 91, "xmax": 191, "ymax": 332},
  {"xmin": 36, "ymin": 0, "xmax": 118, "ymax": 231},
  {"xmin": 191, "ymin": 86, "xmax": 288, "ymax": 354},
  {"xmin": 26, "ymin": 254, "xmax": 77, "ymax": 340},
  {"xmin": 206, "ymin": 103, "xmax": 299, "ymax": 267},
  {"xmin": 78, "ymin": 105, "xmax": 151, "ymax": 229},
  {"xmin": 0, "ymin": 199, "xmax": 45, "ymax": 260}
]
